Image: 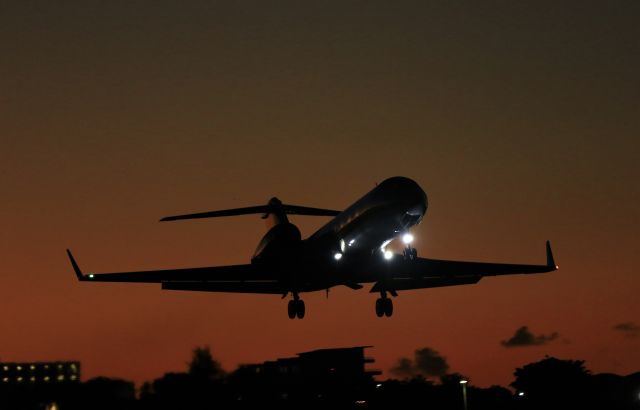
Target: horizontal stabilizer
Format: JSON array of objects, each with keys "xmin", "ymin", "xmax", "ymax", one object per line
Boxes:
[
  {"xmin": 280, "ymin": 204, "xmax": 341, "ymax": 217},
  {"xmin": 161, "ymin": 205, "xmax": 270, "ymax": 221},
  {"xmin": 161, "ymin": 197, "xmax": 340, "ymax": 222}
]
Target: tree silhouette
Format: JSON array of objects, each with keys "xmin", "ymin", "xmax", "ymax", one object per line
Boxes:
[
  {"xmin": 439, "ymin": 372, "xmax": 467, "ymax": 386},
  {"xmin": 188, "ymin": 346, "xmax": 225, "ymax": 381},
  {"xmin": 511, "ymin": 357, "xmax": 591, "ymax": 408},
  {"xmin": 138, "ymin": 346, "xmax": 228, "ymax": 410}
]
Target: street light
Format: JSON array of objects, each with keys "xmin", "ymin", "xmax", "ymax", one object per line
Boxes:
[{"xmin": 459, "ymin": 380, "xmax": 468, "ymax": 410}]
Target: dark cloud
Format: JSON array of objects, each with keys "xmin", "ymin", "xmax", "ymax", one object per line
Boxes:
[
  {"xmin": 414, "ymin": 348, "xmax": 449, "ymax": 377},
  {"xmin": 390, "ymin": 347, "xmax": 449, "ymax": 378},
  {"xmin": 613, "ymin": 322, "xmax": 640, "ymax": 338},
  {"xmin": 501, "ymin": 326, "xmax": 559, "ymax": 348},
  {"xmin": 390, "ymin": 358, "xmax": 414, "ymax": 377}
]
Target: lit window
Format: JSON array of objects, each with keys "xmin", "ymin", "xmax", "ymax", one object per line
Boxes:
[
  {"xmin": 2, "ymin": 377, "xmax": 8, "ymax": 383},
  {"xmin": 17, "ymin": 366, "xmax": 22, "ymax": 371},
  {"xmin": 44, "ymin": 376, "xmax": 50, "ymax": 382},
  {"xmin": 30, "ymin": 365, "xmax": 35, "ymax": 370},
  {"xmin": 57, "ymin": 375, "xmax": 65, "ymax": 382},
  {"xmin": 70, "ymin": 375, "xmax": 77, "ymax": 381},
  {"xmin": 30, "ymin": 376, "xmax": 36, "ymax": 382},
  {"xmin": 3, "ymin": 366, "xmax": 8, "ymax": 371},
  {"xmin": 17, "ymin": 377, "xmax": 23, "ymax": 382}
]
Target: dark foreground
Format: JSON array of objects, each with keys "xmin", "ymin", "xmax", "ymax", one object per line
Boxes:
[{"xmin": 1, "ymin": 348, "xmax": 638, "ymax": 410}]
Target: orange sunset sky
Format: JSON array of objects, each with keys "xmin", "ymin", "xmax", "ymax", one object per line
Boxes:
[{"xmin": 1, "ymin": 1, "xmax": 638, "ymax": 388}]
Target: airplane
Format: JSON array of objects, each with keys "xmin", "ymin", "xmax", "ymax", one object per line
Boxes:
[{"xmin": 67, "ymin": 176, "xmax": 557, "ymax": 319}]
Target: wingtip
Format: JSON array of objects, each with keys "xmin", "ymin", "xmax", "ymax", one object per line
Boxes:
[
  {"xmin": 545, "ymin": 241, "xmax": 557, "ymax": 270},
  {"xmin": 66, "ymin": 249, "xmax": 86, "ymax": 281}
]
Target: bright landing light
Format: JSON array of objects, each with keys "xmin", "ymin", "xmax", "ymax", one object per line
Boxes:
[
  {"xmin": 334, "ymin": 252, "xmax": 343, "ymax": 261},
  {"xmin": 402, "ymin": 233, "xmax": 414, "ymax": 244},
  {"xmin": 383, "ymin": 250, "xmax": 393, "ymax": 260}
]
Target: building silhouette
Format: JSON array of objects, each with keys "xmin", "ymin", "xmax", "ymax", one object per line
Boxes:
[
  {"xmin": 0, "ymin": 361, "xmax": 80, "ymax": 385},
  {"xmin": 0, "ymin": 361, "xmax": 81, "ymax": 410},
  {"xmin": 229, "ymin": 346, "xmax": 380, "ymax": 407}
]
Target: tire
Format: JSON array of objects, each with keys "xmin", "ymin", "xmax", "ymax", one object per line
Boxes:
[
  {"xmin": 287, "ymin": 300, "xmax": 296, "ymax": 319},
  {"xmin": 384, "ymin": 298, "xmax": 393, "ymax": 317},
  {"xmin": 375, "ymin": 298, "xmax": 384, "ymax": 317},
  {"xmin": 296, "ymin": 300, "xmax": 306, "ymax": 319}
]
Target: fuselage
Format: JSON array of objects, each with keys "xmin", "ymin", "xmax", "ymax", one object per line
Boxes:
[
  {"xmin": 308, "ymin": 176, "xmax": 428, "ymax": 253},
  {"xmin": 251, "ymin": 177, "xmax": 428, "ymax": 269}
]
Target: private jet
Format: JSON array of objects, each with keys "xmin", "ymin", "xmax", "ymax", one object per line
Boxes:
[{"xmin": 67, "ymin": 176, "xmax": 557, "ymax": 319}]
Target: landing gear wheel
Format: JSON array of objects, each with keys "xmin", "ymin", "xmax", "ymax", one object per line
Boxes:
[
  {"xmin": 296, "ymin": 300, "xmax": 306, "ymax": 319},
  {"xmin": 375, "ymin": 298, "xmax": 384, "ymax": 317},
  {"xmin": 404, "ymin": 247, "xmax": 418, "ymax": 260},
  {"xmin": 383, "ymin": 298, "xmax": 393, "ymax": 317},
  {"xmin": 287, "ymin": 300, "xmax": 296, "ymax": 319}
]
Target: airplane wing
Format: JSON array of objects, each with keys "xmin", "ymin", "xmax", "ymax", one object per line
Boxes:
[
  {"xmin": 66, "ymin": 250, "xmax": 283, "ymax": 294},
  {"xmin": 371, "ymin": 241, "xmax": 557, "ymax": 292}
]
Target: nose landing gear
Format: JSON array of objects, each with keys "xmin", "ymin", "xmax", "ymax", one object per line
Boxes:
[
  {"xmin": 403, "ymin": 247, "xmax": 418, "ymax": 260},
  {"xmin": 401, "ymin": 232, "xmax": 417, "ymax": 260}
]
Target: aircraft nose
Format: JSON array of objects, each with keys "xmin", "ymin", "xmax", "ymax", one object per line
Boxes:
[
  {"xmin": 378, "ymin": 176, "xmax": 428, "ymax": 217},
  {"xmin": 404, "ymin": 180, "xmax": 428, "ymax": 217},
  {"xmin": 408, "ymin": 189, "xmax": 427, "ymax": 217}
]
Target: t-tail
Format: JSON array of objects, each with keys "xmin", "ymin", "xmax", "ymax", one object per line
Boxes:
[{"xmin": 160, "ymin": 197, "xmax": 341, "ymax": 229}]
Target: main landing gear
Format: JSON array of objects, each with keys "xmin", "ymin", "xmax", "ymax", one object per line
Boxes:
[
  {"xmin": 287, "ymin": 293, "xmax": 305, "ymax": 319},
  {"xmin": 375, "ymin": 293, "xmax": 394, "ymax": 317}
]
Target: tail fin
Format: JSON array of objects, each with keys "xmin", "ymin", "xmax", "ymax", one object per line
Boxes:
[{"xmin": 261, "ymin": 197, "xmax": 289, "ymax": 229}]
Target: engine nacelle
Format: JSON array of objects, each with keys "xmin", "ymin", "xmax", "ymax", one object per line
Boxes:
[{"xmin": 251, "ymin": 222, "xmax": 302, "ymax": 263}]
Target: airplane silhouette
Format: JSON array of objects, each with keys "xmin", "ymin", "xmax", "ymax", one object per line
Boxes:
[{"xmin": 67, "ymin": 176, "xmax": 557, "ymax": 319}]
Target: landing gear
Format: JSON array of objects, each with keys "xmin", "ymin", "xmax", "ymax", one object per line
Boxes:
[
  {"xmin": 287, "ymin": 294, "xmax": 306, "ymax": 319},
  {"xmin": 403, "ymin": 247, "xmax": 417, "ymax": 260},
  {"xmin": 375, "ymin": 296, "xmax": 393, "ymax": 317}
]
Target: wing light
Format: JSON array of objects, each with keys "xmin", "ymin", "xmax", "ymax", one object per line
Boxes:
[
  {"xmin": 334, "ymin": 252, "xmax": 343, "ymax": 261},
  {"xmin": 383, "ymin": 250, "xmax": 393, "ymax": 260}
]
